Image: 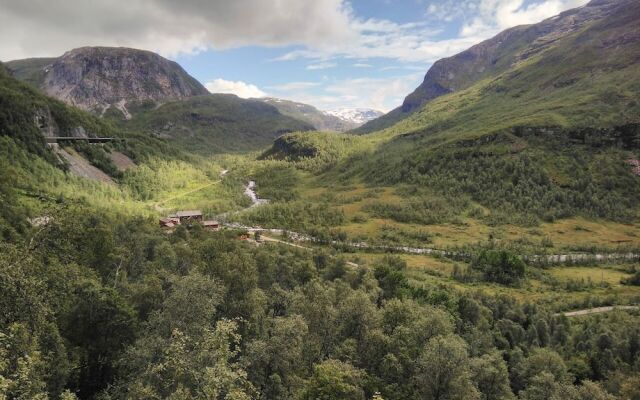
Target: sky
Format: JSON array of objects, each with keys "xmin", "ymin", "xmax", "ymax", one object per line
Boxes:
[{"xmin": 0, "ymin": 0, "xmax": 589, "ymax": 112}]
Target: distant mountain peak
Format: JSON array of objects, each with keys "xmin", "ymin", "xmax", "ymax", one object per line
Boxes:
[{"xmin": 323, "ymin": 108, "xmax": 384, "ymax": 125}]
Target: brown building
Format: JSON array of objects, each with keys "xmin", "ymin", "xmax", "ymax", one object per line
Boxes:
[
  {"xmin": 202, "ymin": 220, "xmax": 220, "ymax": 231},
  {"xmin": 176, "ymin": 210, "xmax": 203, "ymax": 224}
]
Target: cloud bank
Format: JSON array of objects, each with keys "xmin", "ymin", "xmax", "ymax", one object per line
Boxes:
[
  {"xmin": 0, "ymin": 0, "xmax": 588, "ymax": 63},
  {"xmin": 205, "ymin": 79, "xmax": 267, "ymax": 99}
]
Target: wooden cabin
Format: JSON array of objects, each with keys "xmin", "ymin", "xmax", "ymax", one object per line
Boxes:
[
  {"xmin": 203, "ymin": 220, "xmax": 220, "ymax": 231},
  {"xmin": 176, "ymin": 210, "xmax": 203, "ymax": 224}
]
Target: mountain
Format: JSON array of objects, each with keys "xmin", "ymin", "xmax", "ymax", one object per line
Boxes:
[
  {"xmin": 324, "ymin": 108, "xmax": 384, "ymax": 126},
  {"xmin": 7, "ymin": 47, "xmax": 313, "ymax": 153},
  {"xmin": 259, "ymin": 97, "xmax": 358, "ymax": 131},
  {"xmin": 271, "ymin": 0, "xmax": 640, "ymax": 225},
  {"xmin": 124, "ymin": 94, "xmax": 314, "ymax": 154},
  {"xmin": 355, "ymin": 0, "xmax": 640, "ymax": 134},
  {"xmin": 6, "ymin": 46, "xmax": 209, "ymax": 117},
  {"xmin": 0, "ymin": 60, "xmax": 180, "ymax": 187}
]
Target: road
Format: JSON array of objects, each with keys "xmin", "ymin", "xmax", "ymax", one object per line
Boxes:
[{"xmin": 558, "ymin": 306, "xmax": 639, "ymax": 317}]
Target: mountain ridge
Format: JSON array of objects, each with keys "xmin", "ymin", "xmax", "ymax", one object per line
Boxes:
[
  {"xmin": 355, "ymin": 0, "xmax": 635, "ymax": 134},
  {"xmin": 6, "ymin": 46, "xmax": 209, "ymax": 116}
]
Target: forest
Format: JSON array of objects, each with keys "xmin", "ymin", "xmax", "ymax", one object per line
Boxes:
[{"xmin": 2, "ymin": 158, "xmax": 640, "ymax": 399}]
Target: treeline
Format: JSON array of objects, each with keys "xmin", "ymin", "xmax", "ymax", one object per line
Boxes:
[
  {"xmin": 361, "ymin": 136, "xmax": 640, "ymax": 225},
  {"xmin": 1, "ymin": 202, "xmax": 640, "ymax": 399}
]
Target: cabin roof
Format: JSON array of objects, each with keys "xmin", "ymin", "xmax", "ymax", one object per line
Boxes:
[{"xmin": 176, "ymin": 210, "xmax": 203, "ymax": 217}]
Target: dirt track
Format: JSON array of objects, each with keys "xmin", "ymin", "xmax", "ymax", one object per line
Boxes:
[{"xmin": 559, "ymin": 306, "xmax": 639, "ymax": 317}]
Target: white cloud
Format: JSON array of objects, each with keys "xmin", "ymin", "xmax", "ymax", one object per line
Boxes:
[
  {"xmin": 269, "ymin": 73, "xmax": 423, "ymax": 112},
  {"xmin": 425, "ymin": 0, "xmax": 590, "ymax": 39},
  {"xmin": 307, "ymin": 62, "xmax": 337, "ymax": 70},
  {"xmin": 266, "ymin": 81, "xmax": 321, "ymax": 91},
  {"xmin": 353, "ymin": 63, "xmax": 372, "ymax": 68},
  {"xmin": 0, "ymin": 0, "xmax": 587, "ymax": 65},
  {"xmin": 0, "ymin": 0, "xmax": 355, "ymax": 60},
  {"xmin": 205, "ymin": 79, "xmax": 267, "ymax": 98}
]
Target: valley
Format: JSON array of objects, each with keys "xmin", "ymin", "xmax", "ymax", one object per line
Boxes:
[{"xmin": 1, "ymin": 0, "xmax": 640, "ymax": 399}]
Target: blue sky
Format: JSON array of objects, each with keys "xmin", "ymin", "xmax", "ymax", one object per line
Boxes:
[{"xmin": 1, "ymin": 0, "xmax": 589, "ymax": 111}]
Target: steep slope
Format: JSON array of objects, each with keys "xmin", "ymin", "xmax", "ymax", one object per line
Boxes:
[
  {"xmin": 125, "ymin": 94, "xmax": 314, "ymax": 154},
  {"xmin": 4, "ymin": 57, "xmax": 56, "ymax": 88},
  {"xmin": 272, "ymin": 0, "xmax": 640, "ymax": 225},
  {"xmin": 6, "ymin": 47, "xmax": 208, "ymax": 116},
  {"xmin": 0, "ymin": 61, "xmax": 179, "ymax": 181},
  {"xmin": 355, "ymin": 0, "xmax": 637, "ymax": 134},
  {"xmin": 259, "ymin": 97, "xmax": 359, "ymax": 131},
  {"xmin": 7, "ymin": 47, "xmax": 315, "ymax": 153}
]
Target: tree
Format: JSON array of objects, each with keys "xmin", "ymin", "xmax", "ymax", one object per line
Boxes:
[
  {"xmin": 414, "ymin": 335, "xmax": 480, "ymax": 400},
  {"xmin": 518, "ymin": 372, "xmax": 568, "ymax": 400},
  {"xmin": 119, "ymin": 320, "xmax": 253, "ymax": 399},
  {"xmin": 469, "ymin": 352, "xmax": 514, "ymax": 400},
  {"xmin": 472, "ymin": 250, "xmax": 526, "ymax": 286},
  {"xmin": 0, "ymin": 323, "xmax": 49, "ymax": 400},
  {"xmin": 620, "ymin": 373, "xmax": 640, "ymax": 400},
  {"xmin": 300, "ymin": 359, "xmax": 366, "ymax": 400},
  {"xmin": 374, "ymin": 256, "xmax": 409, "ymax": 300},
  {"xmin": 521, "ymin": 348, "xmax": 570, "ymax": 386},
  {"xmin": 244, "ymin": 315, "xmax": 308, "ymax": 398}
]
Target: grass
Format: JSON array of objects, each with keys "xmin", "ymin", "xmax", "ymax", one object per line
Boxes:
[
  {"xmin": 339, "ymin": 250, "xmax": 640, "ymax": 309},
  {"xmin": 549, "ymin": 266, "xmax": 630, "ymax": 286}
]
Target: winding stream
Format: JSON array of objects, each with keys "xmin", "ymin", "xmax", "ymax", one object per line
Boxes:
[{"xmin": 244, "ymin": 181, "xmax": 268, "ymax": 207}]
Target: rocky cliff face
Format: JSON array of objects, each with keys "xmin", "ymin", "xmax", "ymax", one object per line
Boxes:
[{"xmin": 37, "ymin": 47, "xmax": 208, "ymax": 116}]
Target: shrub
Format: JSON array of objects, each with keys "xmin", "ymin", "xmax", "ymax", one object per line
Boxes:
[{"xmin": 472, "ymin": 249, "xmax": 526, "ymax": 285}]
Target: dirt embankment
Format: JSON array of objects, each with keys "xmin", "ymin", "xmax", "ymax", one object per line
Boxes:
[
  {"xmin": 51, "ymin": 144, "xmax": 114, "ymax": 184},
  {"xmin": 109, "ymin": 151, "xmax": 136, "ymax": 171}
]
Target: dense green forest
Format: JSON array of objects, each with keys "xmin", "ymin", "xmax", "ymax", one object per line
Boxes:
[
  {"xmin": 2, "ymin": 176, "xmax": 640, "ymax": 399},
  {"xmin": 2, "ymin": 0, "xmax": 640, "ymax": 398}
]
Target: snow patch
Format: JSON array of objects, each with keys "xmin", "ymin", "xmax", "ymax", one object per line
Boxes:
[{"xmin": 323, "ymin": 108, "xmax": 384, "ymax": 125}]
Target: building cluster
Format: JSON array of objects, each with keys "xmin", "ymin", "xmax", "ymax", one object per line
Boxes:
[{"xmin": 159, "ymin": 210, "xmax": 220, "ymax": 231}]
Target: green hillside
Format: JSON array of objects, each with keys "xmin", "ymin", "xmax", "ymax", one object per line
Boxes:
[
  {"xmin": 355, "ymin": 0, "xmax": 640, "ymax": 134},
  {"xmin": 3, "ymin": 1, "xmax": 640, "ymax": 399},
  {"xmin": 267, "ymin": 0, "xmax": 640, "ymax": 229},
  {"xmin": 4, "ymin": 57, "xmax": 56, "ymax": 88},
  {"xmin": 120, "ymin": 94, "xmax": 314, "ymax": 154}
]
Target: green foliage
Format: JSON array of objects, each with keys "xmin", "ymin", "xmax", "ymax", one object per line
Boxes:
[
  {"xmin": 472, "ymin": 250, "xmax": 527, "ymax": 286},
  {"xmin": 252, "ymin": 164, "xmax": 301, "ymax": 201},
  {"xmin": 414, "ymin": 335, "xmax": 479, "ymax": 400},
  {"xmin": 1, "ymin": 206, "xmax": 639, "ymax": 399},
  {"xmin": 237, "ymin": 201, "xmax": 345, "ymax": 231},
  {"xmin": 373, "ymin": 256, "xmax": 409, "ymax": 300},
  {"xmin": 364, "ymin": 194, "xmax": 470, "ymax": 225},
  {"xmin": 68, "ymin": 141, "xmax": 121, "ymax": 178},
  {"xmin": 123, "ymin": 94, "xmax": 313, "ymax": 154},
  {"xmin": 621, "ymin": 268, "xmax": 640, "ymax": 286},
  {"xmin": 261, "ymin": 131, "xmax": 366, "ymax": 172},
  {"xmin": 300, "ymin": 359, "xmax": 366, "ymax": 400}
]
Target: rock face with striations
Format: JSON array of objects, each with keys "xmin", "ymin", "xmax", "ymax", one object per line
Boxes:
[{"xmin": 40, "ymin": 47, "xmax": 208, "ymax": 116}]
